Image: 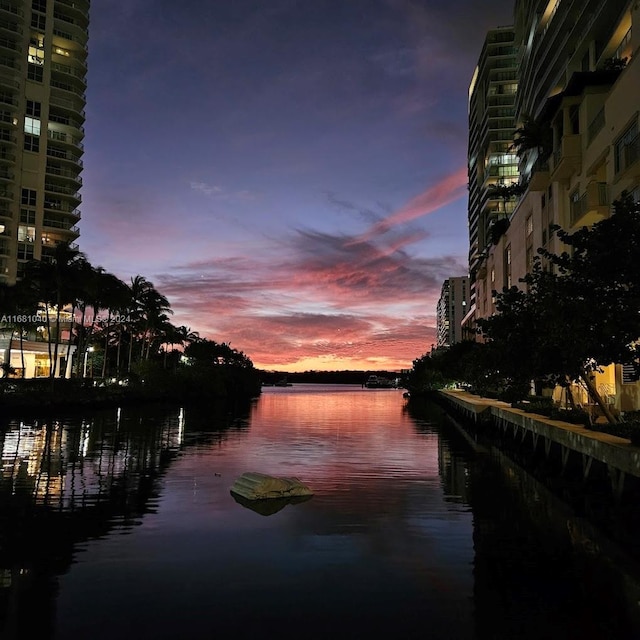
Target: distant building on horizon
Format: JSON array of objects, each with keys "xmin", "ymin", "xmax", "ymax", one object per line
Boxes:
[
  {"xmin": 0, "ymin": 0, "xmax": 88, "ymax": 284},
  {"xmin": 436, "ymin": 276, "xmax": 470, "ymax": 348}
]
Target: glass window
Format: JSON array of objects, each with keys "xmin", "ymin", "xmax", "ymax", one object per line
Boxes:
[
  {"xmin": 20, "ymin": 209, "xmax": 36, "ymax": 224},
  {"xmin": 24, "ymin": 117, "xmax": 41, "ymax": 136},
  {"xmin": 27, "ymin": 64, "xmax": 43, "ymax": 82},
  {"xmin": 24, "ymin": 134, "xmax": 39, "ymax": 152},
  {"xmin": 17, "ymin": 243, "xmax": 35, "ymax": 260},
  {"xmin": 18, "ymin": 225, "xmax": 36, "ymax": 242},
  {"xmin": 21, "ymin": 189, "xmax": 37, "ymax": 206},
  {"xmin": 26, "ymin": 100, "xmax": 41, "ymax": 118},
  {"xmin": 32, "ymin": 0, "xmax": 47, "ymax": 12},
  {"xmin": 30, "ymin": 13, "xmax": 46, "ymax": 31},
  {"xmin": 614, "ymin": 120, "xmax": 639, "ymax": 174}
]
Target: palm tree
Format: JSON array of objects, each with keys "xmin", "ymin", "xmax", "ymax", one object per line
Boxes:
[
  {"xmin": 25, "ymin": 242, "xmax": 87, "ymax": 379},
  {"xmin": 125, "ymin": 276, "xmax": 173, "ymax": 369},
  {"xmin": 98, "ymin": 273, "xmax": 132, "ymax": 378},
  {"xmin": 487, "ymin": 182, "xmax": 520, "ymax": 216},
  {"xmin": 511, "ymin": 113, "xmax": 553, "ymax": 161}
]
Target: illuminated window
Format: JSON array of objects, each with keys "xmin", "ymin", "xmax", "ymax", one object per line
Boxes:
[
  {"xmin": 24, "ymin": 134, "xmax": 39, "ymax": 152},
  {"xmin": 615, "ymin": 28, "xmax": 633, "ymax": 61},
  {"xmin": 28, "ymin": 45, "xmax": 45, "ymax": 66},
  {"xmin": 504, "ymin": 245, "xmax": 512, "ymax": 288},
  {"xmin": 24, "ymin": 116, "xmax": 40, "ymax": 136},
  {"xmin": 18, "ymin": 225, "xmax": 36, "ymax": 242}
]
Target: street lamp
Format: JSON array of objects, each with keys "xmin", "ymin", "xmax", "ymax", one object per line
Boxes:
[{"xmin": 83, "ymin": 346, "xmax": 95, "ymax": 378}]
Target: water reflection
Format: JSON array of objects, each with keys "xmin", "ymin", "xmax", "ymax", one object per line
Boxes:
[
  {"xmin": 0, "ymin": 388, "xmax": 639, "ymax": 639},
  {"xmin": 0, "ymin": 403, "xmax": 251, "ymax": 639},
  {"xmin": 407, "ymin": 400, "xmax": 640, "ymax": 639}
]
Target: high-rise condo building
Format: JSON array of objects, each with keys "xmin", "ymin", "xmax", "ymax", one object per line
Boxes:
[
  {"xmin": 0, "ymin": 0, "xmax": 88, "ymax": 285},
  {"xmin": 470, "ymin": 0, "xmax": 640, "ymax": 411},
  {"xmin": 465, "ymin": 26, "xmax": 519, "ymax": 334},
  {"xmin": 436, "ymin": 276, "xmax": 470, "ymax": 348}
]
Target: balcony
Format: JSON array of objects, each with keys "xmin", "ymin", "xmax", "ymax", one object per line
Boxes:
[
  {"xmin": 43, "ymin": 199, "xmax": 81, "ymax": 219},
  {"xmin": 0, "ymin": 16, "xmax": 20, "ymax": 33},
  {"xmin": 49, "ymin": 93, "xmax": 86, "ymax": 120},
  {"xmin": 550, "ymin": 134, "xmax": 582, "ymax": 182},
  {"xmin": 43, "ymin": 216, "xmax": 80, "ymax": 234},
  {"xmin": 0, "ymin": 35, "xmax": 19, "ymax": 52},
  {"xmin": 44, "ymin": 182, "xmax": 81, "ymax": 204},
  {"xmin": 46, "ymin": 145, "xmax": 83, "ymax": 168},
  {"xmin": 47, "ymin": 128, "xmax": 84, "ymax": 150},
  {"xmin": 528, "ymin": 159, "xmax": 550, "ymax": 191},
  {"xmin": 51, "ymin": 61, "xmax": 87, "ymax": 90},
  {"xmin": 570, "ymin": 182, "xmax": 609, "ymax": 228},
  {"xmin": 45, "ymin": 163, "xmax": 82, "ymax": 185},
  {"xmin": 55, "ymin": 0, "xmax": 90, "ymax": 21}
]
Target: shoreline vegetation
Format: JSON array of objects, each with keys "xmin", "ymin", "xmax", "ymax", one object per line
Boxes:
[
  {"xmin": 0, "ymin": 369, "xmax": 405, "ymax": 414},
  {"xmin": 405, "ymin": 194, "xmax": 640, "ymax": 444},
  {"xmin": 1, "ymin": 244, "xmax": 263, "ymax": 413}
]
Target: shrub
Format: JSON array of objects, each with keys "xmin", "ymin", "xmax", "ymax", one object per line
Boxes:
[{"xmin": 587, "ymin": 420, "xmax": 640, "ymax": 445}]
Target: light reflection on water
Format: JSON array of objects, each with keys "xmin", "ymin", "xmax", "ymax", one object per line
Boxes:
[{"xmin": 0, "ymin": 384, "xmax": 638, "ymax": 639}]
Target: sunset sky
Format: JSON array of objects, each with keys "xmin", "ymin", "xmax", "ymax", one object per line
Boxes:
[{"xmin": 80, "ymin": 0, "xmax": 513, "ymax": 371}]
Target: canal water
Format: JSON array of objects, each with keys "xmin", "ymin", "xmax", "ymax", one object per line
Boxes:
[{"xmin": 1, "ymin": 384, "xmax": 639, "ymax": 639}]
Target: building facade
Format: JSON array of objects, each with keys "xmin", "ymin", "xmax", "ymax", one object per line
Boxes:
[
  {"xmin": 0, "ymin": 0, "xmax": 87, "ymax": 284},
  {"xmin": 465, "ymin": 26, "xmax": 519, "ymax": 335},
  {"xmin": 436, "ymin": 276, "xmax": 470, "ymax": 348},
  {"xmin": 0, "ymin": 0, "xmax": 88, "ymax": 378},
  {"xmin": 470, "ymin": 0, "xmax": 640, "ymax": 412}
]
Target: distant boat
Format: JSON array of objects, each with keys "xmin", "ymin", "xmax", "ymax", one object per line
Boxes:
[
  {"xmin": 273, "ymin": 378, "xmax": 293, "ymax": 387},
  {"xmin": 364, "ymin": 375, "xmax": 396, "ymax": 389}
]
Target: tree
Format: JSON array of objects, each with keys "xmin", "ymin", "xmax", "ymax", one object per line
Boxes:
[
  {"xmin": 511, "ymin": 113, "xmax": 553, "ymax": 161},
  {"xmin": 481, "ymin": 194, "xmax": 640, "ymax": 423},
  {"xmin": 25, "ymin": 243, "xmax": 88, "ymax": 379}
]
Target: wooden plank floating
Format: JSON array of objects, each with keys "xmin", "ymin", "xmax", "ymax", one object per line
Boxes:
[{"xmin": 230, "ymin": 472, "xmax": 314, "ymax": 500}]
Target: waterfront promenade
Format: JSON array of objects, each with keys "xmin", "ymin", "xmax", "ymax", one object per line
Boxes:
[{"xmin": 439, "ymin": 389, "xmax": 640, "ymax": 497}]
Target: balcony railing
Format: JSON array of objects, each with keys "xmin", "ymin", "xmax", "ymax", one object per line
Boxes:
[
  {"xmin": 571, "ymin": 182, "xmax": 609, "ymax": 227},
  {"xmin": 51, "ymin": 61, "xmax": 86, "ymax": 81},
  {"xmin": 55, "ymin": 0, "xmax": 89, "ymax": 19},
  {"xmin": 43, "ymin": 217, "xmax": 79, "ymax": 233},
  {"xmin": 47, "ymin": 129, "xmax": 84, "ymax": 149},
  {"xmin": 0, "ymin": 2, "xmax": 22, "ymax": 16},
  {"xmin": 45, "ymin": 164, "xmax": 82, "ymax": 183},
  {"xmin": 587, "ymin": 108, "xmax": 605, "ymax": 145},
  {"xmin": 43, "ymin": 200, "xmax": 81, "ymax": 217},
  {"xmin": 550, "ymin": 134, "xmax": 582, "ymax": 181},
  {"xmin": 44, "ymin": 182, "xmax": 80, "ymax": 199},
  {"xmin": 46, "ymin": 146, "xmax": 83, "ymax": 166}
]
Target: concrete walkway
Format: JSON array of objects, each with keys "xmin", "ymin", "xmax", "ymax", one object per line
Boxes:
[{"xmin": 440, "ymin": 389, "xmax": 640, "ymax": 481}]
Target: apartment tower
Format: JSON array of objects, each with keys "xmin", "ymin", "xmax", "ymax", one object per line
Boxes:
[
  {"xmin": 471, "ymin": 0, "xmax": 640, "ymax": 410},
  {"xmin": 436, "ymin": 276, "xmax": 470, "ymax": 348},
  {"xmin": 0, "ymin": 0, "xmax": 88, "ymax": 284},
  {"xmin": 465, "ymin": 26, "xmax": 519, "ymax": 332}
]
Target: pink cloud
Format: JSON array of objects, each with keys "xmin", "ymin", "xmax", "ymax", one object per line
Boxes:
[
  {"xmin": 155, "ymin": 227, "xmax": 459, "ymax": 371},
  {"xmin": 355, "ymin": 166, "xmax": 468, "ymax": 241}
]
